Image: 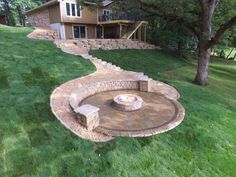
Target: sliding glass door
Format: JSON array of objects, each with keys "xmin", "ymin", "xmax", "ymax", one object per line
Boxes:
[{"xmin": 73, "ymin": 26, "xmax": 86, "ymax": 39}]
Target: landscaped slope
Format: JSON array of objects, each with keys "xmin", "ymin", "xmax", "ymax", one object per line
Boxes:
[
  {"xmin": 91, "ymin": 49, "xmax": 236, "ymax": 177},
  {"xmin": 0, "ymin": 23, "xmax": 235, "ymax": 177},
  {"xmin": 0, "ymin": 25, "xmax": 96, "ymax": 177}
]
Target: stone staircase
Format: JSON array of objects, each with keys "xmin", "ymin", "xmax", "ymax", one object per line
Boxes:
[
  {"xmin": 54, "ymin": 39, "xmax": 160, "ymax": 72},
  {"xmin": 81, "ymin": 54, "xmax": 124, "ymax": 71},
  {"xmin": 54, "ymin": 40, "xmax": 88, "ymax": 55},
  {"xmin": 54, "ymin": 40, "xmax": 124, "ymax": 71}
]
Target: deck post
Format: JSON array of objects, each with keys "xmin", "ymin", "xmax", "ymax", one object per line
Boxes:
[
  {"xmin": 138, "ymin": 26, "xmax": 142, "ymax": 41},
  {"xmin": 144, "ymin": 25, "xmax": 147, "ymax": 42},
  {"xmin": 102, "ymin": 26, "xmax": 104, "ymax": 38},
  {"xmin": 119, "ymin": 24, "xmax": 122, "ymax": 38}
]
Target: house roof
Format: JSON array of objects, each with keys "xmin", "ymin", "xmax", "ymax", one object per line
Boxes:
[
  {"xmin": 25, "ymin": 0, "xmax": 113, "ymax": 15},
  {"xmin": 102, "ymin": 0, "xmax": 113, "ymax": 7},
  {"xmin": 84, "ymin": 0, "xmax": 113, "ymax": 7},
  {"xmin": 25, "ymin": 0, "xmax": 59, "ymax": 14}
]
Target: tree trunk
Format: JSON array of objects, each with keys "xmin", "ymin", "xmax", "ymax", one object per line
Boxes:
[
  {"xmin": 17, "ymin": 5, "xmax": 25, "ymax": 26},
  {"xmin": 194, "ymin": 0, "xmax": 217, "ymax": 85},
  {"xmin": 3, "ymin": 0, "xmax": 11, "ymax": 26},
  {"xmin": 17, "ymin": 5, "xmax": 23, "ymax": 25},
  {"xmin": 194, "ymin": 44, "xmax": 211, "ymax": 85}
]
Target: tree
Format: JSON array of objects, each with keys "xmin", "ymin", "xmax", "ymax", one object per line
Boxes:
[
  {"xmin": 0, "ymin": 0, "xmax": 47, "ymax": 26},
  {"xmin": 137, "ymin": 0, "xmax": 236, "ymax": 85},
  {"xmin": 2, "ymin": 0, "xmax": 13, "ymax": 25},
  {"xmin": 148, "ymin": 18, "xmax": 198, "ymax": 55},
  {"xmin": 81, "ymin": 0, "xmax": 236, "ymax": 85}
]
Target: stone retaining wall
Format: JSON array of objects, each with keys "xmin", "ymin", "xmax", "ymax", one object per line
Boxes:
[
  {"xmin": 28, "ymin": 28, "xmax": 59, "ymax": 40},
  {"xmin": 69, "ymin": 79, "xmax": 152, "ymax": 111},
  {"xmin": 74, "ymin": 39, "xmax": 157, "ymax": 50}
]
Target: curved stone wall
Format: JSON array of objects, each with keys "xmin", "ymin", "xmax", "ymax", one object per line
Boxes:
[
  {"xmin": 69, "ymin": 80, "xmax": 143, "ymax": 110},
  {"xmin": 68, "ymin": 79, "xmax": 185, "ymax": 137}
]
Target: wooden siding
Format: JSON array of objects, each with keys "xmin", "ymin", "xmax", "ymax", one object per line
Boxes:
[
  {"xmin": 87, "ymin": 25, "xmax": 96, "ymax": 38},
  {"xmin": 64, "ymin": 23, "xmax": 96, "ymax": 39},
  {"xmin": 98, "ymin": 4, "xmax": 112, "ymax": 18},
  {"xmin": 48, "ymin": 4, "xmax": 61, "ymax": 23},
  {"xmin": 60, "ymin": 0, "xmax": 97, "ymax": 24},
  {"xmin": 65, "ymin": 24, "xmax": 73, "ymax": 39}
]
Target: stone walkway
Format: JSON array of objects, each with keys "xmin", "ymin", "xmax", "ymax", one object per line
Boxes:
[{"xmin": 49, "ymin": 39, "xmax": 184, "ymax": 142}]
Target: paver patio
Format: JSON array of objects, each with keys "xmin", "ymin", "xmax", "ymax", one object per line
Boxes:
[
  {"xmin": 28, "ymin": 29, "xmax": 184, "ymax": 142},
  {"xmin": 51, "ymin": 42, "xmax": 184, "ymax": 141}
]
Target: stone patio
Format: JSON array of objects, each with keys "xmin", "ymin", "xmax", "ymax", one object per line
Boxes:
[
  {"xmin": 81, "ymin": 90, "xmax": 184, "ymax": 137},
  {"xmin": 28, "ymin": 29, "xmax": 185, "ymax": 142},
  {"xmin": 50, "ymin": 41, "xmax": 184, "ymax": 142}
]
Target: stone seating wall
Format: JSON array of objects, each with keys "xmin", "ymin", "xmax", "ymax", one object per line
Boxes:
[
  {"xmin": 69, "ymin": 79, "xmax": 152, "ymax": 111},
  {"xmin": 74, "ymin": 39, "xmax": 157, "ymax": 50}
]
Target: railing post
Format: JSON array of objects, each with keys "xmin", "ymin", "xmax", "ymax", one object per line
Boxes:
[
  {"xmin": 144, "ymin": 25, "xmax": 147, "ymax": 42},
  {"xmin": 138, "ymin": 26, "xmax": 142, "ymax": 41},
  {"xmin": 119, "ymin": 24, "xmax": 122, "ymax": 38},
  {"xmin": 102, "ymin": 26, "xmax": 104, "ymax": 38}
]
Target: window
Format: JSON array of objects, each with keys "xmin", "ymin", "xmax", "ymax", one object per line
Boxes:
[
  {"xmin": 66, "ymin": 3, "xmax": 70, "ymax": 16},
  {"xmin": 103, "ymin": 9, "xmax": 110, "ymax": 16},
  {"xmin": 71, "ymin": 4, "xmax": 76, "ymax": 16},
  {"xmin": 73, "ymin": 26, "xmax": 86, "ymax": 38},
  {"xmin": 76, "ymin": 5, "xmax": 81, "ymax": 17},
  {"xmin": 65, "ymin": 2, "xmax": 81, "ymax": 17}
]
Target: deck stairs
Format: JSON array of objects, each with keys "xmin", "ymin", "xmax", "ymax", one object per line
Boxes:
[{"xmin": 122, "ymin": 21, "xmax": 147, "ymax": 39}]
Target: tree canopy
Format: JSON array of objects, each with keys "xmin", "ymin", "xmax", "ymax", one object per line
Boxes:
[
  {"xmin": 85, "ymin": 0, "xmax": 236, "ymax": 84},
  {"xmin": 3, "ymin": 0, "xmax": 236, "ymax": 85},
  {"xmin": 0, "ymin": 0, "xmax": 47, "ymax": 25}
]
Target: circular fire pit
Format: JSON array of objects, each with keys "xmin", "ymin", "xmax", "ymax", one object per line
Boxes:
[{"xmin": 112, "ymin": 94, "xmax": 144, "ymax": 112}]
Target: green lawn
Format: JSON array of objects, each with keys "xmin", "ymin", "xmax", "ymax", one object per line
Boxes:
[
  {"xmin": 0, "ymin": 24, "xmax": 236, "ymax": 177},
  {"xmin": 90, "ymin": 50, "xmax": 236, "ymax": 177},
  {"xmin": 213, "ymin": 47, "xmax": 236, "ymax": 59},
  {"xmin": 224, "ymin": 47, "xmax": 236, "ymax": 59}
]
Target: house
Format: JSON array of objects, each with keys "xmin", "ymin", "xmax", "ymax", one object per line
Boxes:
[{"xmin": 25, "ymin": 0, "xmax": 148, "ymax": 41}]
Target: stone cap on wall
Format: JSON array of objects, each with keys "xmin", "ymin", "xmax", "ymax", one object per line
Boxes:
[{"xmin": 74, "ymin": 104, "xmax": 100, "ymax": 116}]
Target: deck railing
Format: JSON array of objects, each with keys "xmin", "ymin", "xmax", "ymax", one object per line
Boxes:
[{"xmin": 98, "ymin": 14, "xmax": 141, "ymax": 22}]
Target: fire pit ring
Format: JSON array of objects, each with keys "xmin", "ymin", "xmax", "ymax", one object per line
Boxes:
[{"xmin": 112, "ymin": 94, "xmax": 144, "ymax": 112}]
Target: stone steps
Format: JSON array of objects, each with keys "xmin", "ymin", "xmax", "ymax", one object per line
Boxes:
[{"xmin": 55, "ymin": 39, "xmax": 157, "ymax": 72}]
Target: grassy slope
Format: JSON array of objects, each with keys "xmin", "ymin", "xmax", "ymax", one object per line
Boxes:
[
  {"xmin": 0, "ymin": 25, "xmax": 97, "ymax": 177},
  {"xmin": 0, "ymin": 24, "xmax": 235, "ymax": 177},
  {"xmin": 91, "ymin": 49, "xmax": 236, "ymax": 177}
]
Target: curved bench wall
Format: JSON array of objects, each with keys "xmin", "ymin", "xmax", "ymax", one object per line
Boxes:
[{"xmin": 69, "ymin": 80, "xmax": 146, "ymax": 110}]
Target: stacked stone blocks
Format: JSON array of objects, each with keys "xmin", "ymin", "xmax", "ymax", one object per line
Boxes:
[
  {"xmin": 74, "ymin": 39, "xmax": 157, "ymax": 50},
  {"xmin": 28, "ymin": 9, "xmax": 50, "ymax": 27},
  {"xmin": 139, "ymin": 79, "xmax": 152, "ymax": 92},
  {"xmin": 75, "ymin": 104, "xmax": 100, "ymax": 131}
]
